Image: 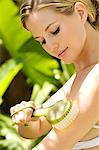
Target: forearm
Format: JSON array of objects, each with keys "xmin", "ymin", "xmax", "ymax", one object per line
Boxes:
[{"xmin": 36, "ymin": 128, "xmax": 72, "ymax": 150}]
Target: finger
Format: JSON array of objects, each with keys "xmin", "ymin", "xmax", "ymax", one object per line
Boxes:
[
  {"xmin": 21, "ymin": 101, "xmax": 27, "ymax": 106},
  {"xmin": 22, "ymin": 101, "xmax": 35, "ymax": 110},
  {"xmin": 24, "ymin": 108, "xmax": 33, "ymax": 122},
  {"xmin": 12, "ymin": 111, "xmax": 25, "ymax": 125},
  {"xmin": 10, "ymin": 104, "xmax": 22, "ymax": 116},
  {"xmin": 31, "ymin": 116, "xmax": 39, "ymax": 121},
  {"xmin": 28, "ymin": 101, "xmax": 35, "ymax": 108},
  {"xmin": 10, "ymin": 101, "xmax": 35, "ymax": 116}
]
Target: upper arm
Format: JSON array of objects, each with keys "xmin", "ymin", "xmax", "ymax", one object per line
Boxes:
[{"xmin": 54, "ymin": 69, "xmax": 99, "ymax": 147}]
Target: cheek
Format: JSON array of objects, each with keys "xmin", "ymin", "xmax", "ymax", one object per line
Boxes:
[
  {"xmin": 63, "ymin": 23, "xmax": 86, "ymax": 53},
  {"xmin": 42, "ymin": 45, "xmax": 56, "ymax": 57}
]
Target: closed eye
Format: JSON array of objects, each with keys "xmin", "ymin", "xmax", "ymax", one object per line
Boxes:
[{"xmin": 51, "ymin": 26, "xmax": 60, "ymax": 35}]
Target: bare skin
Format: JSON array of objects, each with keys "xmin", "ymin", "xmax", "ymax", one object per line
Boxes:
[
  {"xmin": 10, "ymin": 2, "xmax": 99, "ymax": 150},
  {"xmin": 10, "ymin": 65, "xmax": 99, "ymax": 150}
]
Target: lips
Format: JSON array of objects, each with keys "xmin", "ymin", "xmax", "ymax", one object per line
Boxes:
[{"xmin": 58, "ymin": 47, "xmax": 68, "ymax": 57}]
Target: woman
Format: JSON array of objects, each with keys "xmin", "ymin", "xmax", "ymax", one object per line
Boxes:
[{"xmin": 10, "ymin": 0, "xmax": 99, "ymax": 150}]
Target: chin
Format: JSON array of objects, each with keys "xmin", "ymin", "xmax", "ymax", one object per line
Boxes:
[{"xmin": 62, "ymin": 58, "xmax": 74, "ymax": 64}]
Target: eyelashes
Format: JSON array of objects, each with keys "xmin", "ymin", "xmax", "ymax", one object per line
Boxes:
[
  {"xmin": 41, "ymin": 26, "xmax": 60, "ymax": 45},
  {"xmin": 51, "ymin": 26, "xmax": 60, "ymax": 35}
]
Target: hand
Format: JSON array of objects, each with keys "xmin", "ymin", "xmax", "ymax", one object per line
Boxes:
[{"xmin": 10, "ymin": 101, "xmax": 36, "ymax": 126}]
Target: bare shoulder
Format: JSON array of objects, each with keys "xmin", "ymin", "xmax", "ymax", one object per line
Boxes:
[
  {"xmin": 79, "ymin": 63, "xmax": 99, "ymax": 98},
  {"xmin": 82, "ymin": 63, "xmax": 99, "ymax": 88},
  {"xmin": 78, "ymin": 64, "xmax": 99, "ymax": 120}
]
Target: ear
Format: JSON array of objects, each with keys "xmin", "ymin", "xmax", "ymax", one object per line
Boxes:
[{"xmin": 74, "ymin": 2, "xmax": 88, "ymax": 24}]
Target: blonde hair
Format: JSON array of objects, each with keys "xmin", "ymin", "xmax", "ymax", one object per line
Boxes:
[{"xmin": 20, "ymin": 0, "xmax": 99, "ymax": 30}]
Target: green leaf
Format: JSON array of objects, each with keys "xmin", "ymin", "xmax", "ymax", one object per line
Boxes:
[
  {"xmin": 0, "ymin": 114, "xmax": 28, "ymax": 150},
  {"xmin": 32, "ymin": 81, "xmax": 56, "ymax": 104},
  {"xmin": 21, "ymin": 52, "xmax": 59, "ymax": 86},
  {"xmin": 30, "ymin": 83, "xmax": 41, "ymax": 101},
  {"xmin": 0, "ymin": 0, "xmax": 31, "ymax": 55},
  {"xmin": 61, "ymin": 61, "xmax": 75, "ymax": 81},
  {"xmin": 0, "ymin": 98, "xmax": 3, "ymax": 105},
  {"xmin": 0, "ymin": 58, "xmax": 23, "ymax": 98}
]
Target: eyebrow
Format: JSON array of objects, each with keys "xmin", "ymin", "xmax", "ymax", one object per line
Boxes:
[
  {"xmin": 45, "ymin": 21, "xmax": 56, "ymax": 32},
  {"xmin": 34, "ymin": 21, "xmax": 56, "ymax": 39}
]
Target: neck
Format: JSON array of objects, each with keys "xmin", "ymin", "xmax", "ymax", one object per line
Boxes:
[{"xmin": 74, "ymin": 23, "xmax": 99, "ymax": 73}]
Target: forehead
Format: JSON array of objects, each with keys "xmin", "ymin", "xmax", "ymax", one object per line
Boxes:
[{"xmin": 25, "ymin": 8, "xmax": 63, "ymax": 36}]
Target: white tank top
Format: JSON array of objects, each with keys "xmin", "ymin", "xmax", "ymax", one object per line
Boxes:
[{"xmin": 72, "ymin": 125, "xmax": 99, "ymax": 150}]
